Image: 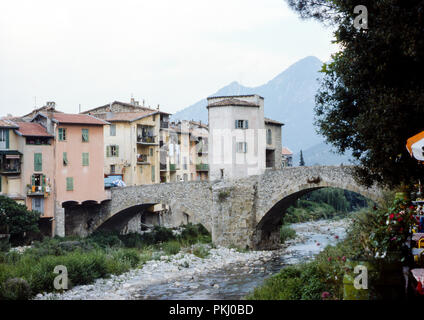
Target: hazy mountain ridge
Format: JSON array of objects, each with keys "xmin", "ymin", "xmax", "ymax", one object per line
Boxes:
[{"xmin": 172, "ymin": 56, "xmax": 353, "ymax": 165}]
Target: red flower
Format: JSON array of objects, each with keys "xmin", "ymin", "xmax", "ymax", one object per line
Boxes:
[
  {"xmin": 342, "ymin": 256, "xmax": 346, "ymax": 262},
  {"xmin": 400, "ymin": 227, "xmax": 404, "ymax": 233},
  {"xmin": 410, "ymin": 205, "xmax": 415, "ymax": 210},
  {"xmin": 398, "ymin": 217, "xmax": 403, "ymax": 222},
  {"xmin": 328, "ymin": 257, "xmax": 332, "ymax": 262},
  {"xmin": 335, "ymin": 235, "xmax": 339, "ymax": 239},
  {"xmin": 321, "ymin": 292, "xmax": 331, "ymax": 299},
  {"xmin": 389, "ymin": 213, "xmax": 395, "ymax": 220}
]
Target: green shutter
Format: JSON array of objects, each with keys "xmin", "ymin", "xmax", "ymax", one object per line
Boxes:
[
  {"xmin": 235, "ymin": 120, "xmax": 238, "ymax": 129},
  {"xmin": 31, "ymin": 175, "xmax": 35, "ymax": 186},
  {"xmin": 82, "ymin": 152, "xmax": 89, "ymax": 166},
  {"xmin": 245, "ymin": 120, "xmax": 248, "ymax": 129},
  {"xmin": 106, "ymin": 146, "xmax": 110, "ymax": 157},
  {"xmin": 5, "ymin": 129, "xmax": 9, "ymax": 149},
  {"xmin": 34, "ymin": 153, "xmax": 42, "ymax": 171},
  {"xmin": 63, "ymin": 152, "xmax": 68, "ymax": 165},
  {"xmin": 66, "ymin": 177, "xmax": 73, "ymax": 191},
  {"xmin": 115, "ymin": 145, "xmax": 119, "ymax": 157},
  {"xmin": 82, "ymin": 129, "xmax": 89, "ymax": 142},
  {"xmin": 151, "ymin": 165, "xmax": 155, "ymax": 182}
]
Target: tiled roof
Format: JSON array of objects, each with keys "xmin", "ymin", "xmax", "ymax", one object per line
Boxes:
[
  {"xmin": 265, "ymin": 117, "xmax": 284, "ymax": 126},
  {"xmin": 52, "ymin": 113, "xmax": 108, "ymax": 125},
  {"xmin": 282, "ymin": 147, "xmax": 293, "ymax": 155},
  {"xmin": 83, "ymin": 101, "xmax": 171, "ymax": 115},
  {"xmin": 15, "ymin": 122, "xmax": 52, "ymax": 137},
  {"xmin": 0, "ymin": 119, "xmax": 19, "ymax": 128},
  {"xmin": 103, "ymin": 111, "xmax": 157, "ymax": 122},
  {"xmin": 207, "ymin": 98, "xmax": 259, "ymax": 108}
]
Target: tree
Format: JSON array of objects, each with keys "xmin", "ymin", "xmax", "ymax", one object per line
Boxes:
[
  {"xmin": 286, "ymin": 0, "xmax": 424, "ymax": 188},
  {"xmin": 299, "ymin": 150, "xmax": 305, "ymax": 166},
  {"xmin": 0, "ymin": 196, "xmax": 40, "ymax": 245}
]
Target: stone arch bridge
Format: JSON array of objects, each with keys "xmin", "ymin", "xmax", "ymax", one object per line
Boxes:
[{"xmin": 65, "ymin": 166, "xmax": 383, "ymax": 249}]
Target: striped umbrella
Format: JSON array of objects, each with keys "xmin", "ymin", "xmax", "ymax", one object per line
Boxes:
[{"xmin": 407, "ymin": 131, "xmax": 424, "ymax": 161}]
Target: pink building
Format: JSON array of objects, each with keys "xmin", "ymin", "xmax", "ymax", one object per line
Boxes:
[{"xmin": 26, "ymin": 111, "xmax": 109, "ymax": 236}]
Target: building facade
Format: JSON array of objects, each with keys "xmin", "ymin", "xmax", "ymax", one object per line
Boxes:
[
  {"xmin": 282, "ymin": 147, "xmax": 293, "ymax": 167},
  {"xmin": 207, "ymin": 94, "xmax": 282, "ymax": 180}
]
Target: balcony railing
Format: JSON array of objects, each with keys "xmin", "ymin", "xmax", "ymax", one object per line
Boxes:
[
  {"xmin": 196, "ymin": 164, "xmax": 209, "ymax": 171},
  {"xmin": 137, "ymin": 135, "xmax": 157, "ymax": 144},
  {"xmin": 27, "ymin": 185, "xmax": 50, "ymax": 197}
]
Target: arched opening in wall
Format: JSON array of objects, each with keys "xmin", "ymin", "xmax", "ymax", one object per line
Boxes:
[
  {"xmin": 253, "ymin": 187, "xmax": 374, "ymax": 250},
  {"xmin": 97, "ymin": 203, "xmax": 170, "ymax": 234},
  {"xmin": 63, "ymin": 200, "xmax": 102, "ymax": 237}
]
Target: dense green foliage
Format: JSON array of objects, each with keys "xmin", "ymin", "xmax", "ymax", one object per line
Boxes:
[
  {"xmin": 0, "ymin": 223, "xmax": 211, "ymax": 300},
  {"xmin": 286, "ymin": 0, "xmax": 424, "ymax": 188},
  {"xmin": 282, "ymin": 188, "xmax": 368, "ymax": 223},
  {"xmin": 249, "ymin": 193, "xmax": 407, "ymax": 300},
  {"xmin": 280, "ymin": 225, "xmax": 297, "ymax": 244},
  {"xmin": 0, "ymin": 195, "xmax": 40, "ymax": 246}
]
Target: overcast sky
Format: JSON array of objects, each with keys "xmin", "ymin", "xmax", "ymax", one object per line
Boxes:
[{"xmin": 0, "ymin": 0, "xmax": 337, "ymax": 116}]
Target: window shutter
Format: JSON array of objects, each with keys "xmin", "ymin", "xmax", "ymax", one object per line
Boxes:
[
  {"xmin": 66, "ymin": 177, "xmax": 73, "ymax": 191},
  {"xmin": 34, "ymin": 153, "xmax": 42, "ymax": 171},
  {"xmin": 5, "ymin": 129, "xmax": 9, "ymax": 149},
  {"xmin": 244, "ymin": 142, "xmax": 247, "ymax": 153},
  {"xmin": 63, "ymin": 152, "xmax": 68, "ymax": 165},
  {"xmin": 235, "ymin": 120, "xmax": 238, "ymax": 129},
  {"xmin": 106, "ymin": 146, "xmax": 110, "ymax": 157},
  {"xmin": 116, "ymin": 145, "xmax": 119, "ymax": 157},
  {"xmin": 42, "ymin": 175, "xmax": 46, "ymax": 186},
  {"xmin": 151, "ymin": 165, "xmax": 155, "ymax": 182},
  {"xmin": 245, "ymin": 120, "xmax": 248, "ymax": 129},
  {"xmin": 82, "ymin": 152, "xmax": 89, "ymax": 166},
  {"xmin": 31, "ymin": 175, "xmax": 35, "ymax": 186}
]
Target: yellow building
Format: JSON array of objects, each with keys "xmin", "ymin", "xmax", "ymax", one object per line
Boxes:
[{"xmin": 82, "ymin": 100, "xmax": 171, "ymax": 186}]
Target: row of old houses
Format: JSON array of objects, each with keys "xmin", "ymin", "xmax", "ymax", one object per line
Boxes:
[{"xmin": 0, "ymin": 95, "xmax": 292, "ymax": 237}]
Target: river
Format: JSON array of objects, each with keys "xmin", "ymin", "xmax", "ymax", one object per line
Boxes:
[{"xmin": 36, "ymin": 218, "xmax": 348, "ymax": 300}]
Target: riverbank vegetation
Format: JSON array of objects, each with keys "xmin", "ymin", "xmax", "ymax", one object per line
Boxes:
[
  {"xmin": 0, "ymin": 223, "xmax": 211, "ymax": 300},
  {"xmin": 282, "ymin": 188, "xmax": 369, "ymax": 224},
  {"xmin": 248, "ymin": 191, "xmax": 412, "ymax": 300}
]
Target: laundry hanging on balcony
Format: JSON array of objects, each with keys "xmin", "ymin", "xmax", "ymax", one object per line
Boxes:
[{"xmin": 407, "ymin": 131, "xmax": 424, "ymax": 161}]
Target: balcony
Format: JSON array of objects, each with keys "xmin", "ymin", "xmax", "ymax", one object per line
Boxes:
[
  {"xmin": 27, "ymin": 185, "xmax": 49, "ymax": 197},
  {"xmin": 196, "ymin": 164, "xmax": 209, "ymax": 172},
  {"xmin": 160, "ymin": 121, "xmax": 169, "ymax": 129},
  {"xmin": 160, "ymin": 163, "xmax": 167, "ymax": 171},
  {"xmin": 137, "ymin": 135, "xmax": 157, "ymax": 145},
  {"xmin": 0, "ymin": 151, "xmax": 21, "ymax": 175},
  {"xmin": 136, "ymin": 154, "xmax": 149, "ymax": 164}
]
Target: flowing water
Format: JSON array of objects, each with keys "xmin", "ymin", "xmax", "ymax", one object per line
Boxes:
[{"xmin": 134, "ymin": 219, "xmax": 348, "ymax": 300}]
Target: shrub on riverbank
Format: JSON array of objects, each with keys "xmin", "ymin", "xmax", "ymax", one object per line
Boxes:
[
  {"xmin": 0, "ymin": 223, "xmax": 211, "ymax": 300},
  {"xmin": 280, "ymin": 225, "xmax": 296, "ymax": 244}
]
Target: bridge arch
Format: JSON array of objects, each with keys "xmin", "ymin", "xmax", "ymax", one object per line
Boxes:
[{"xmin": 251, "ymin": 166, "xmax": 383, "ymax": 249}]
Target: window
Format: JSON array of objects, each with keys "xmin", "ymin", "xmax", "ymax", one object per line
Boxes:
[
  {"xmin": 58, "ymin": 128, "xmax": 66, "ymax": 141},
  {"xmin": 106, "ymin": 145, "xmax": 119, "ymax": 157},
  {"xmin": 34, "ymin": 153, "xmax": 42, "ymax": 171},
  {"xmin": 32, "ymin": 198, "xmax": 44, "ymax": 214},
  {"xmin": 267, "ymin": 129, "xmax": 272, "ymax": 145},
  {"xmin": 110, "ymin": 124, "xmax": 116, "ymax": 136},
  {"xmin": 63, "ymin": 152, "xmax": 68, "ymax": 166},
  {"xmin": 110, "ymin": 165, "xmax": 116, "ymax": 174},
  {"xmin": 82, "ymin": 152, "xmax": 89, "ymax": 166},
  {"xmin": 151, "ymin": 165, "xmax": 155, "ymax": 182},
  {"xmin": 235, "ymin": 120, "xmax": 248, "ymax": 129},
  {"xmin": 0, "ymin": 129, "xmax": 9, "ymax": 149},
  {"xmin": 82, "ymin": 129, "xmax": 89, "ymax": 142},
  {"xmin": 66, "ymin": 177, "xmax": 74, "ymax": 191},
  {"xmin": 236, "ymin": 142, "xmax": 247, "ymax": 153},
  {"xmin": 149, "ymin": 148, "xmax": 153, "ymax": 156}
]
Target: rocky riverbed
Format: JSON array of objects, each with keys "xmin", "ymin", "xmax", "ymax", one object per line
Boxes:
[{"xmin": 35, "ymin": 218, "xmax": 349, "ymax": 300}]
